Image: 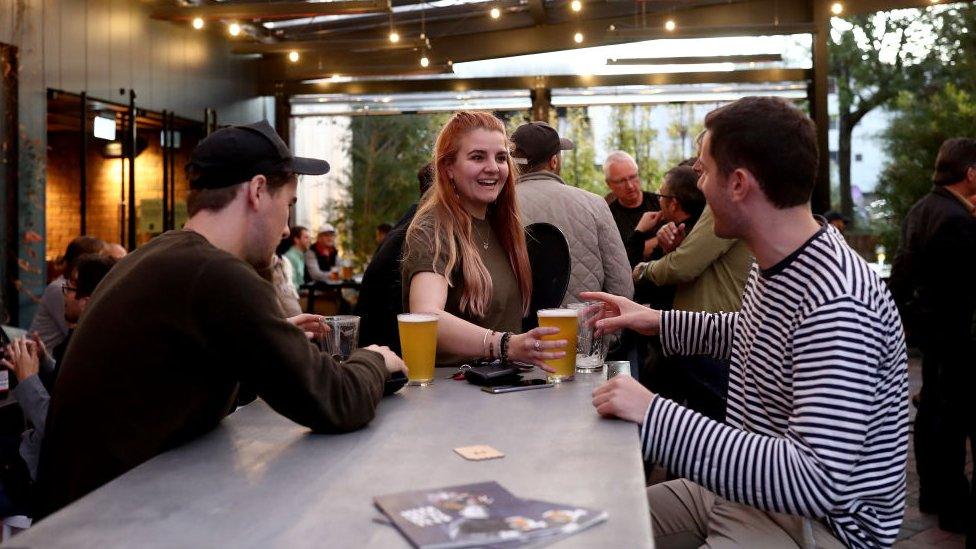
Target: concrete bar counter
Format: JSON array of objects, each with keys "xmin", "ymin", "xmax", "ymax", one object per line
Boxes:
[{"xmin": 9, "ymin": 371, "xmax": 653, "ymax": 548}]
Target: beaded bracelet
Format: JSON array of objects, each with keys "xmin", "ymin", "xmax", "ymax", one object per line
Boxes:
[{"xmin": 499, "ymin": 332, "xmax": 512, "ymax": 362}]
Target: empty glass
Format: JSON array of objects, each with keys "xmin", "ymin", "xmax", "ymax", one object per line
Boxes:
[
  {"xmin": 319, "ymin": 315, "xmax": 360, "ymax": 361},
  {"xmin": 567, "ymin": 301, "xmax": 607, "ymax": 373}
]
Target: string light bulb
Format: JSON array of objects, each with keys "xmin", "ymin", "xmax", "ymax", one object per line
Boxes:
[
  {"xmin": 191, "ymin": 17, "xmax": 204, "ymax": 30},
  {"xmin": 830, "ymin": 2, "xmax": 843, "ymax": 14},
  {"xmin": 570, "ymin": 0, "xmax": 582, "ymax": 12},
  {"xmin": 573, "ymin": 32, "xmax": 583, "ymax": 43},
  {"xmin": 490, "ymin": 7, "xmax": 501, "ymax": 19},
  {"xmin": 389, "ymin": 30, "xmax": 400, "ymax": 43},
  {"xmin": 420, "ymin": 55, "xmax": 430, "ymax": 68},
  {"xmin": 288, "ymin": 50, "xmax": 300, "ymax": 63},
  {"xmin": 664, "ymin": 19, "xmax": 676, "ymax": 32},
  {"xmin": 228, "ymin": 22, "xmax": 241, "ymax": 36}
]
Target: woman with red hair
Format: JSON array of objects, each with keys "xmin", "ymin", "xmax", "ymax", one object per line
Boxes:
[{"xmin": 402, "ymin": 111, "xmax": 566, "ymax": 368}]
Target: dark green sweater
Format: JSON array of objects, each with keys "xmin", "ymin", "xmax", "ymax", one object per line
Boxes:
[{"xmin": 37, "ymin": 230, "xmax": 388, "ymax": 516}]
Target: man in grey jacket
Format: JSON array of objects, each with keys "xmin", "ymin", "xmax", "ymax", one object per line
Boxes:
[{"xmin": 512, "ymin": 121, "xmax": 633, "ymax": 304}]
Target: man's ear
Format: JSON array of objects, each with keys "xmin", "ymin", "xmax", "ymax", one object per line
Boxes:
[
  {"xmin": 727, "ymin": 168, "xmax": 753, "ymax": 203},
  {"xmin": 549, "ymin": 154, "xmax": 560, "ymax": 172},
  {"xmin": 246, "ymin": 175, "xmax": 268, "ymax": 210}
]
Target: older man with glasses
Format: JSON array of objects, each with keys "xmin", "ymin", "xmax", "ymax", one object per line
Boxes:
[{"xmin": 603, "ymin": 151, "xmax": 661, "ymax": 269}]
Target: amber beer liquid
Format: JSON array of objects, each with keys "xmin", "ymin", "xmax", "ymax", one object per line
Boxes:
[
  {"xmin": 397, "ymin": 313, "xmax": 438, "ymax": 386},
  {"xmin": 537, "ymin": 308, "xmax": 578, "ymax": 382}
]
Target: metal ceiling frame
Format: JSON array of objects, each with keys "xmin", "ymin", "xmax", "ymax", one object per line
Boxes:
[{"xmin": 277, "ymin": 68, "xmax": 812, "ymax": 95}]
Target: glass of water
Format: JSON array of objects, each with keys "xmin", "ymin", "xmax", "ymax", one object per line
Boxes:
[
  {"xmin": 319, "ymin": 315, "xmax": 360, "ymax": 361},
  {"xmin": 567, "ymin": 301, "xmax": 607, "ymax": 373}
]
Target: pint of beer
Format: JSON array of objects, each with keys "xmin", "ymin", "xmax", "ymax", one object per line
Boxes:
[
  {"xmin": 537, "ymin": 308, "xmax": 578, "ymax": 382},
  {"xmin": 397, "ymin": 313, "xmax": 438, "ymax": 386}
]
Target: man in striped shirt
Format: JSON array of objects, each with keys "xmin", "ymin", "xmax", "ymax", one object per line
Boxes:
[{"xmin": 584, "ymin": 96, "xmax": 908, "ymax": 548}]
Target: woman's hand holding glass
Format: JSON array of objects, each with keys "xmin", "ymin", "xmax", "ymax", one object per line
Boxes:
[{"xmin": 507, "ymin": 327, "xmax": 566, "ymax": 372}]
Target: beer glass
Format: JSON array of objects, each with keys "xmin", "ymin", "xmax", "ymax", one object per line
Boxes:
[
  {"xmin": 567, "ymin": 301, "xmax": 607, "ymax": 373},
  {"xmin": 397, "ymin": 313, "xmax": 438, "ymax": 386},
  {"xmin": 320, "ymin": 315, "xmax": 360, "ymax": 361},
  {"xmin": 340, "ymin": 259, "xmax": 354, "ymax": 281},
  {"xmin": 537, "ymin": 308, "xmax": 578, "ymax": 383}
]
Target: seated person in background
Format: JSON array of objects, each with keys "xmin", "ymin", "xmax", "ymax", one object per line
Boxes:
[
  {"xmin": 306, "ymin": 224, "xmax": 340, "ymax": 282},
  {"xmin": 357, "ymin": 163, "xmax": 434, "ymax": 353},
  {"xmin": 586, "ymin": 97, "xmax": 908, "ymax": 548},
  {"xmin": 29, "ymin": 235, "xmax": 105, "ymax": 350},
  {"xmin": 1, "ymin": 253, "xmax": 117, "ymax": 481},
  {"xmin": 35, "ymin": 120, "xmax": 406, "ymax": 518},
  {"xmin": 402, "ymin": 111, "xmax": 567, "ymax": 368},
  {"xmin": 268, "ymin": 253, "xmax": 303, "ymax": 318},
  {"xmin": 282, "ymin": 225, "xmax": 310, "ymax": 289}
]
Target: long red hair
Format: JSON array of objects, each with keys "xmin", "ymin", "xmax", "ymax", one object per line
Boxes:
[{"xmin": 406, "ymin": 111, "xmax": 532, "ymax": 318}]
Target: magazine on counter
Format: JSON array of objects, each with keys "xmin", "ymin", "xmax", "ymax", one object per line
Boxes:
[{"xmin": 373, "ymin": 481, "xmax": 607, "ymax": 548}]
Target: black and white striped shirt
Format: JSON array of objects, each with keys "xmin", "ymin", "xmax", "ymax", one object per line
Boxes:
[{"xmin": 642, "ymin": 224, "xmax": 909, "ymax": 548}]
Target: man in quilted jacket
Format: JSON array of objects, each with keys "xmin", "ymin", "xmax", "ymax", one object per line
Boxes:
[{"xmin": 512, "ymin": 121, "xmax": 634, "ymax": 304}]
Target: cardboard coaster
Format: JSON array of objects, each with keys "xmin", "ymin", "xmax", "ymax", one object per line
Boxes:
[{"xmin": 454, "ymin": 445, "xmax": 505, "ymax": 461}]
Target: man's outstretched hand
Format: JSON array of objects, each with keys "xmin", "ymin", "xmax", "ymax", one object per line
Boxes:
[{"xmin": 578, "ymin": 292, "xmax": 661, "ymax": 337}]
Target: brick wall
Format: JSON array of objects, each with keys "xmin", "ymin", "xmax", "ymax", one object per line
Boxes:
[
  {"xmin": 45, "ymin": 130, "xmax": 191, "ymax": 259},
  {"xmin": 46, "ymin": 132, "xmax": 84, "ymax": 259}
]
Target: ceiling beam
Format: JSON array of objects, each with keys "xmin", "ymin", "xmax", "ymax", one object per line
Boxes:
[
  {"xmin": 275, "ymin": 68, "xmax": 811, "ymax": 95},
  {"xmin": 151, "ymin": 0, "xmax": 391, "ymax": 21},
  {"xmin": 235, "ymin": 38, "xmax": 429, "ymax": 54},
  {"xmin": 607, "ymin": 54, "xmax": 784, "ymax": 65}
]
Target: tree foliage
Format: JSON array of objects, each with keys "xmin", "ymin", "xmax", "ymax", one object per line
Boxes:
[
  {"xmin": 873, "ymin": 3, "xmax": 976, "ymax": 250},
  {"xmin": 559, "ymin": 107, "xmax": 604, "ymax": 195},
  {"xmin": 664, "ymin": 103, "xmax": 704, "ymax": 167},
  {"xmin": 875, "ymin": 85, "xmax": 976, "ymax": 250},
  {"xmin": 828, "ymin": 9, "xmax": 942, "ymax": 222},
  {"xmin": 339, "ymin": 113, "xmax": 448, "ymax": 265},
  {"xmin": 604, "ymin": 105, "xmax": 663, "ymax": 191}
]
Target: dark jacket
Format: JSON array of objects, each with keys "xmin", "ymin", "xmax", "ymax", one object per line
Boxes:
[
  {"xmin": 890, "ymin": 186, "xmax": 976, "ymax": 347},
  {"xmin": 36, "ymin": 231, "xmax": 388, "ymax": 517},
  {"xmin": 355, "ymin": 204, "xmax": 418, "ymax": 353},
  {"xmin": 608, "ymin": 191, "xmax": 661, "ymax": 268}
]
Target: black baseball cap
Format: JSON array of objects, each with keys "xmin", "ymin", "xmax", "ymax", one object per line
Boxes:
[
  {"xmin": 186, "ymin": 120, "xmax": 330, "ymax": 189},
  {"xmin": 511, "ymin": 121, "xmax": 574, "ymax": 166}
]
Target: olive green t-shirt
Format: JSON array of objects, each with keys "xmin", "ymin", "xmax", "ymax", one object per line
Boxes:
[{"xmin": 401, "ymin": 213, "xmax": 523, "ymax": 366}]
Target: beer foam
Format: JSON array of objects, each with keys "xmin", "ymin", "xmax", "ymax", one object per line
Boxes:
[
  {"xmin": 398, "ymin": 313, "xmax": 438, "ymax": 322},
  {"xmin": 537, "ymin": 308, "xmax": 577, "ymax": 317}
]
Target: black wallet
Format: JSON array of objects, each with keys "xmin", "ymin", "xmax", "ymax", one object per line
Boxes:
[{"xmin": 462, "ymin": 359, "xmax": 522, "ymax": 386}]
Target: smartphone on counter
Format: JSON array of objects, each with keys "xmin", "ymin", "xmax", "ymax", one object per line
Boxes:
[{"xmin": 481, "ymin": 379, "xmax": 554, "ymax": 394}]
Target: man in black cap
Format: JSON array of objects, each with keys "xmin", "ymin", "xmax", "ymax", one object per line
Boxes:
[
  {"xmin": 36, "ymin": 121, "xmax": 406, "ymax": 516},
  {"xmin": 512, "ymin": 121, "xmax": 633, "ymax": 303}
]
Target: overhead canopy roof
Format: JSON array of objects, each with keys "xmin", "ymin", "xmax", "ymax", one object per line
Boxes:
[{"xmin": 152, "ymin": 0, "xmax": 940, "ymax": 92}]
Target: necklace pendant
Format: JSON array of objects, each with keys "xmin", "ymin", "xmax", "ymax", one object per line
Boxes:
[{"xmin": 483, "ymin": 242, "xmax": 489, "ymax": 250}]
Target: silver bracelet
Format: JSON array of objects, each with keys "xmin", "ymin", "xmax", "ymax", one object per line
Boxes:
[{"xmin": 482, "ymin": 329, "xmax": 492, "ymax": 358}]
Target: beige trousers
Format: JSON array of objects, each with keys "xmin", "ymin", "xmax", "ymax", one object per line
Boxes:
[{"xmin": 648, "ymin": 479, "xmax": 846, "ymax": 549}]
